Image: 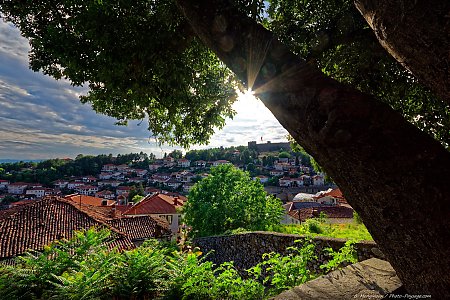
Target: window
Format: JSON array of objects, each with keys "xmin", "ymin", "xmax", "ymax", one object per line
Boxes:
[{"xmin": 159, "ymin": 215, "xmax": 173, "ymax": 224}]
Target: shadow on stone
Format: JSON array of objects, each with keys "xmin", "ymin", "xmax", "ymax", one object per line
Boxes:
[{"xmin": 273, "ymin": 258, "xmax": 402, "ymax": 300}]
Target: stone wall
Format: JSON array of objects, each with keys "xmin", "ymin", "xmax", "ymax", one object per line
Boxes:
[{"xmin": 193, "ymin": 232, "xmax": 383, "ymax": 273}]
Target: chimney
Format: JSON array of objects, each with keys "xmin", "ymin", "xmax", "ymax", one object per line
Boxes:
[
  {"xmin": 112, "ymin": 205, "xmax": 122, "ymax": 218},
  {"xmin": 101, "ymin": 199, "xmax": 108, "ymax": 206},
  {"xmin": 173, "ymin": 197, "xmax": 179, "ymax": 206}
]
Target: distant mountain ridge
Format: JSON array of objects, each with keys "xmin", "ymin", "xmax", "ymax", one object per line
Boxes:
[{"xmin": 0, "ymin": 159, "xmax": 44, "ymax": 164}]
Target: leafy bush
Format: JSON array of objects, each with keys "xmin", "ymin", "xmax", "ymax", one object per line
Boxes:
[
  {"xmin": 304, "ymin": 219, "xmax": 323, "ymax": 234},
  {"xmin": 320, "ymin": 240, "xmax": 358, "ymax": 273},
  {"xmin": 0, "ymin": 228, "xmax": 360, "ymax": 300},
  {"xmin": 353, "ymin": 211, "xmax": 363, "ymax": 224},
  {"xmin": 0, "ymin": 227, "xmax": 115, "ymax": 300},
  {"xmin": 184, "ymin": 164, "xmax": 284, "ymax": 237},
  {"xmin": 248, "ymin": 241, "xmax": 317, "ymax": 296}
]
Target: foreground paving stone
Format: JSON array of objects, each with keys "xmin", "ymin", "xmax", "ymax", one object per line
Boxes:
[{"xmin": 273, "ymin": 258, "xmax": 402, "ymax": 300}]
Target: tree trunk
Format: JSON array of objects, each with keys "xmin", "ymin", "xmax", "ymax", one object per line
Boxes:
[
  {"xmin": 176, "ymin": 0, "xmax": 450, "ymax": 297},
  {"xmin": 354, "ymin": 0, "xmax": 450, "ymax": 105}
]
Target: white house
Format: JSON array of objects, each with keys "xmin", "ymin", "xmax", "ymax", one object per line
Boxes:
[
  {"xmin": 153, "ymin": 173, "xmax": 171, "ymax": 180},
  {"xmin": 95, "ymin": 190, "xmax": 116, "ymax": 200},
  {"xmin": 128, "ymin": 177, "xmax": 146, "ymax": 184},
  {"xmin": 74, "ymin": 185, "xmax": 99, "ymax": 196},
  {"xmin": 300, "ymin": 166, "xmax": 310, "ymax": 173},
  {"xmin": 301, "ymin": 175, "xmax": 312, "ymax": 185},
  {"xmin": 99, "ymin": 172, "xmax": 112, "ymax": 180},
  {"xmin": 277, "ymin": 157, "xmax": 289, "ymax": 163},
  {"xmin": 163, "ymin": 157, "xmax": 176, "ymax": 167},
  {"xmin": 165, "ymin": 178, "xmax": 183, "ymax": 189},
  {"xmin": 178, "ymin": 171, "xmax": 195, "ymax": 183},
  {"xmin": 25, "ymin": 187, "xmax": 46, "ymax": 198},
  {"xmin": 270, "ymin": 170, "xmax": 284, "ymax": 176},
  {"xmin": 0, "ymin": 180, "xmax": 10, "ymax": 189},
  {"xmin": 116, "ymin": 164, "xmax": 129, "ymax": 171},
  {"xmin": 290, "ymin": 178, "xmax": 304, "ymax": 187},
  {"xmin": 194, "ymin": 160, "xmax": 207, "ymax": 168},
  {"xmin": 135, "ymin": 169, "xmax": 148, "ymax": 177},
  {"xmin": 212, "ymin": 160, "xmax": 230, "ymax": 167},
  {"xmin": 67, "ymin": 181, "xmax": 85, "ymax": 189},
  {"xmin": 312, "ymin": 175, "xmax": 325, "ymax": 186},
  {"xmin": 53, "ymin": 180, "xmax": 68, "ymax": 189},
  {"xmin": 177, "ymin": 158, "xmax": 191, "ymax": 168},
  {"xmin": 98, "ymin": 180, "xmax": 122, "ymax": 187},
  {"xmin": 279, "ymin": 177, "xmax": 292, "ymax": 187},
  {"xmin": 254, "ymin": 175, "xmax": 269, "ymax": 184},
  {"xmin": 8, "ymin": 182, "xmax": 28, "ymax": 194},
  {"xmin": 111, "ymin": 172, "xmax": 125, "ymax": 181},
  {"xmin": 102, "ymin": 164, "xmax": 116, "ymax": 172},
  {"xmin": 82, "ymin": 176, "xmax": 97, "ymax": 183}
]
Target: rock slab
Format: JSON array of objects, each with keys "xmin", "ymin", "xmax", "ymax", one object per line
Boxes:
[{"xmin": 273, "ymin": 258, "xmax": 401, "ymax": 300}]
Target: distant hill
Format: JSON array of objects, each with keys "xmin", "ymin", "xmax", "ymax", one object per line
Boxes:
[{"xmin": 0, "ymin": 159, "xmax": 44, "ymax": 164}]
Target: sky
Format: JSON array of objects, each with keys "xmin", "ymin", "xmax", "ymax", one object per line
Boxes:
[{"xmin": 0, "ymin": 19, "xmax": 288, "ymax": 160}]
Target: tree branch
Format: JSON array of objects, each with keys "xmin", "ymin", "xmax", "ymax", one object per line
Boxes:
[{"xmin": 177, "ymin": 0, "xmax": 450, "ymax": 296}]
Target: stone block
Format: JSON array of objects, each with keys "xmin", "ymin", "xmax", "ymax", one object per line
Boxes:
[{"xmin": 273, "ymin": 258, "xmax": 402, "ymax": 300}]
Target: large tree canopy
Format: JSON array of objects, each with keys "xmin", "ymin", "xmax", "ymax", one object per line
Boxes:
[
  {"xmin": 1, "ymin": 0, "xmax": 450, "ymax": 297},
  {"xmin": 266, "ymin": 0, "xmax": 450, "ymax": 148},
  {"xmin": 184, "ymin": 164, "xmax": 283, "ymax": 237},
  {"xmin": 0, "ymin": 0, "xmax": 448, "ymax": 147},
  {"xmin": 0, "ymin": 0, "xmax": 238, "ymax": 147}
]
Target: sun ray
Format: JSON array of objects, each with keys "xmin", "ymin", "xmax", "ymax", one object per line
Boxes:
[{"xmin": 246, "ymin": 27, "xmax": 273, "ymax": 90}]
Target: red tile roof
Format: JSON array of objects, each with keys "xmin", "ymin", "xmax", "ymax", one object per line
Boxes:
[
  {"xmin": 0, "ymin": 197, "xmax": 134, "ymax": 259},
  {"xmin": 65, "ymin": 194, "xmax": 116, "ymax": 207},
  {"xmin": 107, "ymin": 216, "xmax": 171, "ymax": 241},
  {"xmin": 316, "ymin": 188, "xmax": 344, "ymax": 199},
  {"xmin": 123, "ymin": 193, "xmax": 181, "ymax": 215}
]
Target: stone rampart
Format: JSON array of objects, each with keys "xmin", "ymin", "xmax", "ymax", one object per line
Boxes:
[{"xmin": 193, "ymin": 231, "xmax": 383, "ymax": 273}]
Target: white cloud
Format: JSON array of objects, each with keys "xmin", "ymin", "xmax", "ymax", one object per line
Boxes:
[{"xmin": 0, "ymin": 19, "xmax": 288, "ymax": 159}]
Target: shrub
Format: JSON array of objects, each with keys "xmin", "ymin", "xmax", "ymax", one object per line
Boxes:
[
  {"xmin": 353, "ymin": 211, "xmax": 363, "ymax": 224},
  {"xmin": 304, "ymin": 219, "xmax": 323, "ymax": 234},
  {"xmin": 248, "ymin": 240, "xmax": 317, "ymax": 296},
  {"xmin": 320, "ymin": 240, "xmax": 358, "ymax": 273},
  {"xmin": 0, "ymin": 228, "xmax": 360, "ymax": 300}
]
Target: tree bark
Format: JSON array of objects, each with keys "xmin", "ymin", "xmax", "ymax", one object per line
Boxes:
[
  {"xmin": 354, "ymin": 0, "xmax": 450, "ymax": 105},
  {"xmin": 176, "ymin": 0, "xmax": 450, "ymax": 297}
]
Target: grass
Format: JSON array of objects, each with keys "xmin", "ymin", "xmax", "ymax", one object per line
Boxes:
[{"xmin": 269, "ymin": 221, "xmax": 373, "ymax": 241}]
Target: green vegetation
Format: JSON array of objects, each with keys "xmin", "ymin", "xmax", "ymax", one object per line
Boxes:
[
  {"xmin": 1, "ymin": 1, "xmax": 447, "ymax": 148},
  {"xmin": 278, "ymin": 151, "xmax": 291, "ymax": 159},
  {"xmin": 267, "ymin": 0, "xmax": 449, "ymax": 147},
  {"xmin": 0, "ymin": 152, "xmax": 153, "ymax": 186},
  {"xmin": 0, "ymin": 228, "xmax": 358, "ymax": 300},
  {"xmin": 251, "ymin": 241, "xmax": 317, "ymax": 295},
  {"xmin": 320, "ymin": 240, "xmax": 358, "ymax": 273},
  {"xmin": 269, "ymin": 222, "xmax": 373, "ymax": 241},
  {"xmin": 184, "ymin": 164, "xmax": 284, "ymax": 237},
  {"xmin": 186, "ymin": 146, "xmax": 259, "ymax": 165}
]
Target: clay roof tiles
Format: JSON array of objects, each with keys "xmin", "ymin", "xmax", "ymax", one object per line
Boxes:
[
  {"xmin": 123, "ymin": 193, "xmax": 182, "ymax": 215},
  {"xmin": 107, "ymin": 216, "xmax": 171, "ymax": 241},
  {"xmin": 0, "ymin": 197, "xmax": 134, "ymax": 259},
  {"xmin": 65, "ymin": 194, "xmax": 116, "ymax": 207}
]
